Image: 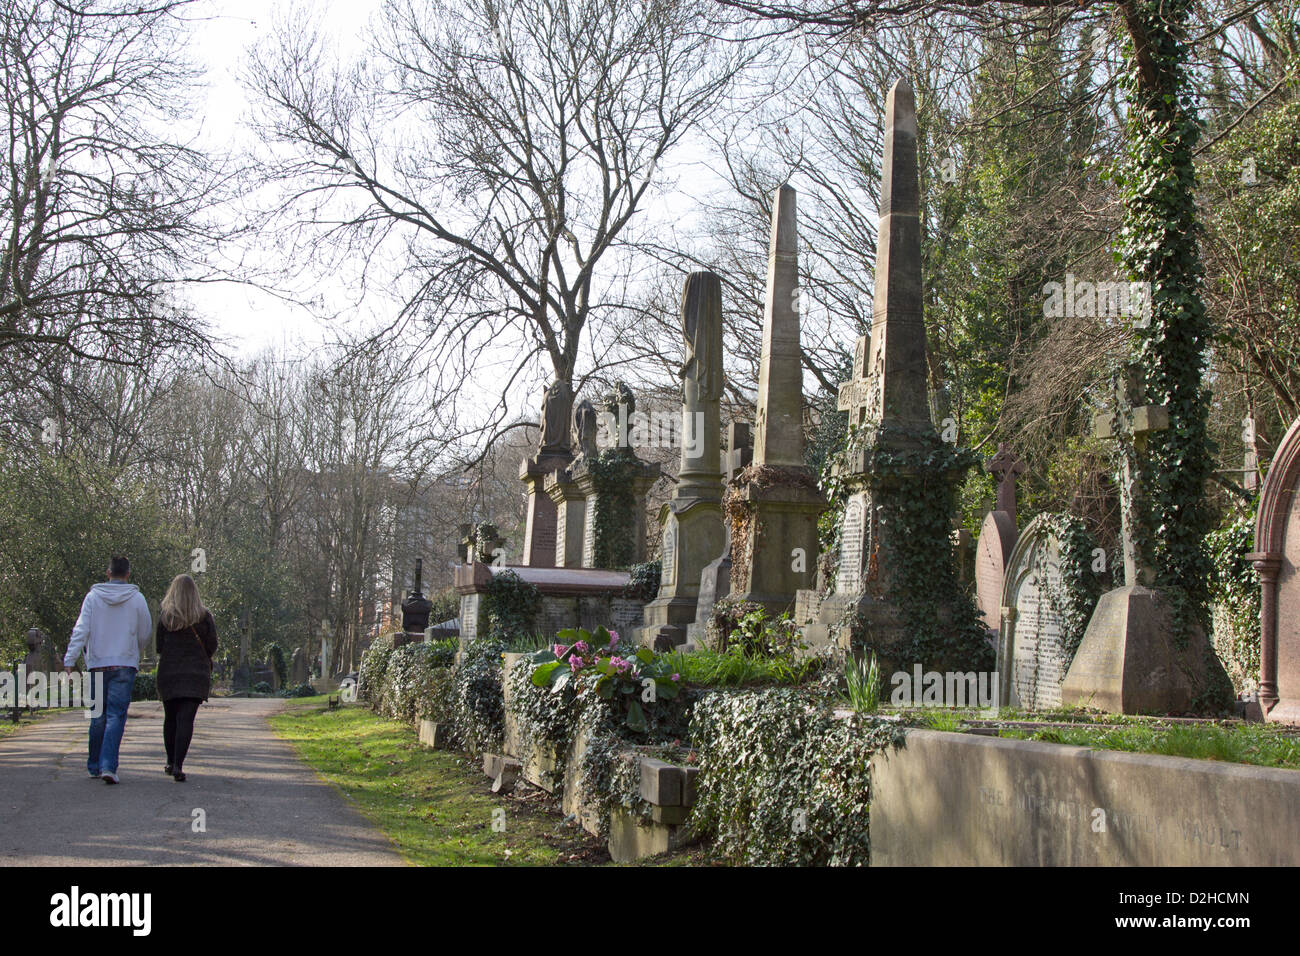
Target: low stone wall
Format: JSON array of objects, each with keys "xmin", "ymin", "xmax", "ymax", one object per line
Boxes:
[{"xmin": 870, "ymin": 729, "xmax": 1300, "ymax": 866}]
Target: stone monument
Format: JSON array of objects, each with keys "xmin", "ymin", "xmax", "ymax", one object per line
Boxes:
[
  {"xmin": 801, "ymin": 79, "xmax": 976, "ymax": 672},
  {"xmin": 1062, "ymin": 365, "xmax": 1232, "ymax": 714},
  {"xmin": 996, "ymin": 515, "xmax": 1070, "ymax": 709},
  {"xmin": 637, "ymin": 272, "xmax": 728, "ymax": 649},
  {"xmin": 1248, "ymin": 414, "xmax": 1300, "ymax": 723},
  {"xmin": 570, "ymin": 383, "xmax": 660, "ymax": 569},
  {"xmin": 974, "ymin": 444, "xmax": 1025, "ymax": 634},
  {"xmin": 290, "ymin": 646, "xmax": 309, "ymax": 685},
  {"xmin": 728, "ymin": 184, "xmax": 826, "ymax": 615},
  {"xmin": 685, "ymin": 422, "xmax": 753, "ymax": 646},
  {"xmin": 546, "ymin": 399, "xmax": 600, "ymax": 568},
  {"xmin": 520, "ymin": 379, "xmax": 575, "ymax": 566},
  {"xmin": 398, "ymin": 557, "xmax": 433, "ymax": 646}
]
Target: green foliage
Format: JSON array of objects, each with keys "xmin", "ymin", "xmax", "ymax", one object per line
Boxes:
[
  {"xmin": 131, "ymin": 671, "xmax": 158, "ymax": 701},
  {"xmin": 0, "ymin": 451, "xmax": 185, "ymax": 664},
  {"xmin": 1040, "ymin": 512, "xmax": 1108, "ymax": 664},
  {"xmin": 844, "ymin": 652, "xmax": 881, "ymax": 712},
  {"xmin": 586, "ymin": 449, "xmax": 643, "ymax": 569},
  {"xmin": 526, "ymin": 625, "xmax": 682, "ymax": 734},
  {"xmin": 688, "ymin": 689, "xmax": 906, "ymax": 865},
  {"xmin": 370, "ymin": 641, "xmax": 457, "ymax": 723},
  {"xmin": 1115, "ymin": 0, "xmax": 1217, "ymax": 648},
  {"xmin": 840, "ymin": 427, "xmax": 994, "ymax": 673},
  {"xmin": 357, "ymin": 633, "xmax": 395, "ymax": 704},
  {"xmin": 267, "ymin": 645, "xmax": 288, "ymax": 688},
  {"xmin": 1207, "ymin": 506, "xmax": 1261, "ymax": 694},
  {"xmin": 253, "ymin": 681, "xmax": 273, "ymax": 694},
  {"xmin": 623, "ymin": 560, "xmax": 661, "ymax": 603},
  {"xmin": 663, "ymin": 644, "xmax": 818, "ymax": 687},
  {"xmin": 279, "ymin": 683, "xmax": 318, "ymax": 698},
  {"xmin": 450, "ymin": 637, "xmax": 508, "ymax": 752},
  {"xmin": 999, "ymin": 722, "xmax": 1300, "ymax": 770},
  {"xmin": 482, "ymin": 570, "xmax": 542, "ymax": 643}
]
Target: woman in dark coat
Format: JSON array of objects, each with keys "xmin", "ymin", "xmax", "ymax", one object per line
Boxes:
[{"xmin": 155, "ymin": 574, "xmax": 218, "ymax": 782}]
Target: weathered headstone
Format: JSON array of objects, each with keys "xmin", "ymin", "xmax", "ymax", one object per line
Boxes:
[
  {"xmin": 23, "ymin": 629, "xmax": 55, "ymax": 675},
  {"xmin": 265, "ymin": 649, "xmax": 282, "ymax": 691},
  {"xmin": 290, "ymin": 646, "xmax": 309, "ymax": 685},
  {"xmin": 996, "ymin": 515, "xmax": 1070, "ymax": 710},
  {"xmin": 637, "ymin": 271, "xmax": 728, "ymax": 649},
  {"xmin": 974, "ymin": 444, "xmax": 1025, "ymax": 634},
  {"xmin": 1249, "ymin": 415, "xmax": 1300, "ymax": 723},
  {"xmin": 729, "ymin": 185, "xmax": 826, "ymax": 614},
  {"xmin": 520, "ymin": 379, "xmax": 575, "ymax": 567},
  {"xmin": 1062, "ymin": 365, "xmax": 1232, "ymax": 714}
]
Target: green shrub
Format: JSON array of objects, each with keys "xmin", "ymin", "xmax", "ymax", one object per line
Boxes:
[
  {"xmin": 483, "ymin": 570, "xmax": 542, "ymax": 642},
  {"xmin": 450, "ymin": 638, "xmax": 508, "ymax": 752},
  {"xmin": 131, "ymin": 671, "xmax": 158, "ymax": 701},
  {"xmin": 253, "ymin": 681, "xmax": 272, "ymax": 694},
  {"xmin": 689, "ymin": 689, "xmax": 905, "ymax": 865},
  {"xmin": 358, "ymin": 633, "xmax": 395, "ymax": 704},
  {"xmin": 663, "ymin": 644, "xmax": 818, "ymax": 687},
  {"xmin": 279, "ymin": 683, "xmax": 317, "ymax": 698},
  {"xmin": 623, "ymin": 560, "xmax": 661, "ymax": 602},
  {"xmin": 381, "ymin": 642, "xmax": 457, "ymax": 723}
]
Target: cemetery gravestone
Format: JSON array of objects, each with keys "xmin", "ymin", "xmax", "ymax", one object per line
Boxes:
[
  {"xmin": 637, "ymin": 271, "xmax": 728, "ymax": 649},
  {"xmin": 996, "ymin": 515, "xmax": 1070, "ymax": 709},
  {"xmin": 729, "ymin": 184, "xmax": 826, "ymax": 615},
  {"xmin": 290, "ymin": 647, "xmax": 309, "ymax": 685},
  {"xmin": 1062, "ymin": 366, "xmax": 1232, "ymax": 714},
  {"xmin": 974, "ymin": 445, "xmax": 1024, "ymax": 635},
  {"xmin": 520, "ymin": 379, "xmax": 575, "ymax": 567}
]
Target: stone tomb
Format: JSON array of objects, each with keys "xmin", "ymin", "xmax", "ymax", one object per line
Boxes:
[
  {"xmin": 1250, "ymin": 414, "xmax": 1300, "ymax": 724},
  {"xmin": 997, "ymin": 515, "xmax": 1070, "ymax": 710}
]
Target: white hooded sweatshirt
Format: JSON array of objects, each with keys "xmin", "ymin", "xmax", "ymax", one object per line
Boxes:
[{"xmin": 63, "ymin": 581, "xmax": 153, "ymax": 670}]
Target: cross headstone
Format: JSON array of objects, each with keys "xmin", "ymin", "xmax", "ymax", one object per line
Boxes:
[
  {"xmin": 1092, "ymin": 364, "xmax": 1168, "ymax": 587},
  {"xmin": 723, "ymin": 422, "xmax": 753, "ymax": 482},
  {"xmin": 836, "ymin": 333, "xmax": 872, "ymax": 426},
  {"xmin": 986, "ymin": 443, "xmax": 1026, "ymax": 527}
]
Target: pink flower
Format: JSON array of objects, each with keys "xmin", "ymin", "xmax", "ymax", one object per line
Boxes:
[
  {"xmin": 570, "ymin": 656, "xmax": 584, "ymax": 671},
  {"xmin": 575, "ymin": 640, "xmax": 591, "ymax": 655},
  {"xmin": 552, "ymin": 644, "xmax": 566, "ymax": 656},
  {"xmin": 671, "ymin": 674, "xmax": 680, "ymax": 681},
  {"xmin": 609, "ymin": 630, "xmax": 619, "ymax": 646}
]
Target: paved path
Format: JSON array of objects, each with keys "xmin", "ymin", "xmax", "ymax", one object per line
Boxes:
[{"xmin": 0, "ymin": 698, "xmax": 405, "ymax": 866}]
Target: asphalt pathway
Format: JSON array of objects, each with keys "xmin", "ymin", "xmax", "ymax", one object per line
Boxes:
[{"xmin": 0, "ymin": 698, "xmax": 404, "ymax": 866}]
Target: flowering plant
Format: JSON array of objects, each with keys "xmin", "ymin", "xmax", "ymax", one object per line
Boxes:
[{"xmin": 527, "ymin": 625, "xmax": 680, "ymax": 732}]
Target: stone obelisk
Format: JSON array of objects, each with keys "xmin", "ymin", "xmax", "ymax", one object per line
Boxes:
[
  {"xmin": 729, "ymin": 186, "xmax": 827, "ymax": 616},
  {"xmin": 637, "ymin": 272, "xmax": 728, "ymax": 649},
  {"xmin": 802, "ymin": 79, "xmax": 964, "ymax": 665}
]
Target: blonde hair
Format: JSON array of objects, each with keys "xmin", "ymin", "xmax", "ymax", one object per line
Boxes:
[{"xmin": 160, "ymin": 574, "xmax": 207, "ymax": 631}]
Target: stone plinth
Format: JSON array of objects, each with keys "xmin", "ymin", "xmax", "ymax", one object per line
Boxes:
[
  {"xmin": 637, "ymin": 498, "xmax": 727, "ymax": 649},
  {"xmin": 1061, "ymin": 585, "xmax": 1232, "ymax": 715},
  {"xmin": 545, "ymin": 465, "xmax": 587, "ymax": 568},
  {"xmin": 728, "ymin": 469, "xmax": 825, "ymax": 617},
  {"xmin": 570, "ymin": 453, "xmax": 660, "ymax": 570},
  {"xmin": 520, "ymin": 450, "xmax": 573, "ymax": 567}
]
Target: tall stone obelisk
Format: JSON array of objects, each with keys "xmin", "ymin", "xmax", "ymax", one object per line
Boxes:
[
  {"xmin": 729, "ymin": 185, "xmax": 827, "ymax": 616},
  {"xmin": 637, "ymin": 272, "xmax": 728, "ymax": 649},
  {"xmin": 802, "ymin": 79, "xmax": 979, "ymax": 673}
]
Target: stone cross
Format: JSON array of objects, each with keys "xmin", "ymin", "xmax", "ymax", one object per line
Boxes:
[
  {"xmin": 752, "ymin": 184, "xmax": 806, "ymax": 468},
  {"xmin": 986, "ymin": 443, "xmax": 1026, "ymax": 527},
  {"xmin": 836, "ymin": 333, "xmax": 872, "ymax": 428},
  {"xmin": 1093, "ymin": 365, "xmax": 1168, "ymax": 587},
  {"xmin": 724, "ymin": 421, "xmax": 753, "ymax": 482}
]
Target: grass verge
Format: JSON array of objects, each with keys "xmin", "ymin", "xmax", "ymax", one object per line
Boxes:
[{"xmin": 267, "ymin": 699, "xmax": 611, "ymax": 866}]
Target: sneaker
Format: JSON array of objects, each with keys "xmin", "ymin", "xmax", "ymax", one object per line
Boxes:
[
  {"xmin": 101, "ymin": 771, "xmax": 119, "ymax": 785},
  {"xmin": 88, "ymin": 770, "xmax": 101, "ymax": 779}
]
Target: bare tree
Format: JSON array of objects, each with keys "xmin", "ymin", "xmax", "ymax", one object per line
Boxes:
[
  {"xmin": 246, "ymin": 0, "xmax": 754, "ymax": 450},
  {"xmin": 0, "ymin": 0, "xmax": 228, "ymax": 383}
]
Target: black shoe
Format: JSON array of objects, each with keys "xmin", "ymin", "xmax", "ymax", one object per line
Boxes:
[
  {"xmin": 164, "ymin": 764, "xmax": 173, "ymax": 775},
  {"xmin": 173, "ymin": 771, "xmax": 186, "ymax": 782}
]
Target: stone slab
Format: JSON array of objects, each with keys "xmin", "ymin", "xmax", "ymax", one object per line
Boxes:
[
  {"xmin": 639, "ymin": 757, "xmax": 683, "ymax": 806},
  {"xmin": 870, "ymin": 729, "xmax": 1300, "ymax": 866}
]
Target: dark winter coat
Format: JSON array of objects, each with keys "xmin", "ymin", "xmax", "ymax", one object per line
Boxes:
[{"xmin": 156, "ymin": 612, "xmax": 218, "ymax": 702}]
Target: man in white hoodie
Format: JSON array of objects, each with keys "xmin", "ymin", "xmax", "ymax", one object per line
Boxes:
[{"xmin": 63, "ymin": 556, "xmax": 153, "ymax": 784}]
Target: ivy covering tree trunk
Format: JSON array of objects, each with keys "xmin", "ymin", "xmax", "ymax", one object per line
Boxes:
[{"xmin": 1116, "ymin": 0, "xmax": 1216, "ymax": 634}]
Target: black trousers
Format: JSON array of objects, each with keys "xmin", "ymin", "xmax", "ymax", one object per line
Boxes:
[{"xmin": 162, "ymin": 697, "xmax": 202, "ymax": 771}]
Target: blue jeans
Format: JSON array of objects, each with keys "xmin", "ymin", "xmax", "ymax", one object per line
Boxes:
[{"xmin": 87, "ymin": 667, "xmax": 136, "ymax": 776}]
